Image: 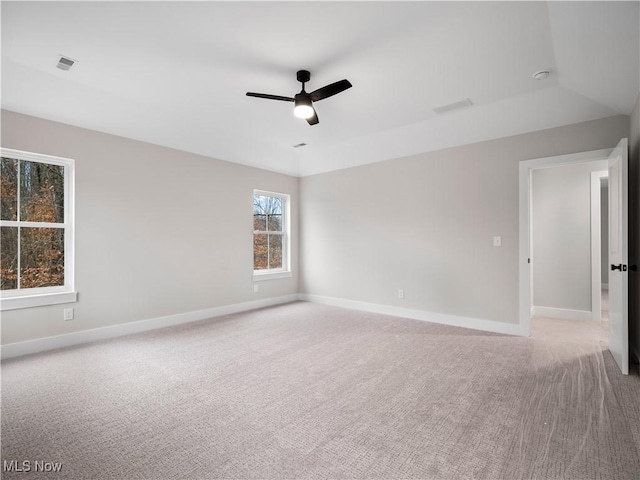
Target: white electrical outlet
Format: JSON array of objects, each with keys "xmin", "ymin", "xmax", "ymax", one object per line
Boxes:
[
  {"xmin": 398, "ymin": 289, "xmax": 405, "ymax": 299},
  {"xmin": 63, "ymin": 308, "xmax": 74, "ymax": 321},
  {"xmin": 493, "ymin": 236, "xmax": 502, "ymax": 247},
  {"xmin": 254, "ymin": 284, "xmax": 259, "ymax": 293}
]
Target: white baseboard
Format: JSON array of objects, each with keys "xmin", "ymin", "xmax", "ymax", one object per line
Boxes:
[
  {"xmin": 602, "ymin": 283, "xmax": 609, "ymax": 290},
  {"xmin": 531, "ymin": 305, "xmax": 592, "ymax": 321},
  {"xmin": 299, "ymin": 294, "xmax": 527, "ymax": 337},
  {"xmin": 1, "ymin": 295, "xmax": 299, "ymax": 360}
]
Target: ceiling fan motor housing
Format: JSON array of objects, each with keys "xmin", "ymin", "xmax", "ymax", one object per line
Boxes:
[{"xmin": 294, "ymin": 92, "xmax": 312, "ymax": 103}]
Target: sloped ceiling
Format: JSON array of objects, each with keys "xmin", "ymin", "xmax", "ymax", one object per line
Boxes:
[{"xmin": 2, "ymin": 1, "xmax": 638, "ymax": 176}]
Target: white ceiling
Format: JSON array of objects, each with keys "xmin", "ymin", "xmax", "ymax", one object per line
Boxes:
[{"xmin": 2, "ymin": 1, "xmax": 638, "ymax": 177}]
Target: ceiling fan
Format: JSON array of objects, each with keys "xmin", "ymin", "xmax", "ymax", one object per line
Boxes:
[{"xmin": 246, "ymin": 70, "xmax": 352, "ymax": 125}]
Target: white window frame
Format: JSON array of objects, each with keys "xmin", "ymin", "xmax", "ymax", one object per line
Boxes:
[
  {"xmin": 0, "ymin": 148, "xmax": 77, "ymax": 310},
  {"xmin": 253, "ymin": 189, "xmax": 291, "ymax": 281}
]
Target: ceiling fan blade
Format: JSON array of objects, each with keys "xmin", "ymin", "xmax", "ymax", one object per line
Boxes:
[
  {"xmin": 306, "ymin": 110, "xmax": 319, "ymax": 125},
  {"xmin": 309, "ymin": 79, "xmax": 352, "ymax": 102},
  {"xmin": 246, "ymin": 92, "xmax": 294, "ymax": 102}
]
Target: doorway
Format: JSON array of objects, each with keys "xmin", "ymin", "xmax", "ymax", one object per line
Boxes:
[
  {"xmin": 518, "ymin": 147, "xmax": 613, "ymax": 337},
  {"xmin": 529, "ymin": 160, "xmax": 608, "ymax": 324},
  {"xmin": 519, "ymin": 140, "xmax": 630, "ymax": 375}
]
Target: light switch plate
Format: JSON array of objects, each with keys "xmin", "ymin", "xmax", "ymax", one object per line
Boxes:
[{"xmin": 493, "ymin": 236, "xmax": 502, "ymax": 247}]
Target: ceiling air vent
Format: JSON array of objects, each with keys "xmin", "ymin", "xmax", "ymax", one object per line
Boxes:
[
  {"xmin": 433, "ymin": 98, "xmax": 473, "ymax": 115},
  {"xmin": 56, "ymin": 55, "xmax": 77, "ymax": 71},
  {"xmin": 292, "ymin": 143, "xmax": 307, "ymax": 148}
]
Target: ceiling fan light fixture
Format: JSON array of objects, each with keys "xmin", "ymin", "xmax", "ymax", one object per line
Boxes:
[{"xmin": 294, "ymin": 94, "xmax": 314, "ymax": 119}]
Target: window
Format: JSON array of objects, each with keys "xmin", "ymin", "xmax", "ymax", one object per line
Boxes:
[
  {"xmin": 0, "ymin": 148, "xmax": 76, "ymax": 310},
  {"xmin": 253, "ymin": 190, "xmax": 290, "ymax": 279}
]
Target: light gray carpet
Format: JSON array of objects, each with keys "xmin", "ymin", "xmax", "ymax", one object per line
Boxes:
[{"xmin": 2, "ymin": 301, "xmax": 640, "ymax": 479}]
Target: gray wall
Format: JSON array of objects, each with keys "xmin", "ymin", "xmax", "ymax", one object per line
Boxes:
[
  {"xmin": 1, "ymin": 109, "xmax": 632, "ymax": 345},
  {"xmin": 630, "ymin": 95, "xmax": 640, "ymax": 361},
  {"xmin": 0, "ymin": 110, "xmax": 299, "ymax": 345},
  {"xmin": 531, "ymin": 160, "xmax": 607, "ymax": 312},
  {"xmin": 300, "ymin": 115, "xmax": 629, "ymax": 326},
  {"xmin": 601, "ymin": 185, "xmax": 609, "ymax": 285}
]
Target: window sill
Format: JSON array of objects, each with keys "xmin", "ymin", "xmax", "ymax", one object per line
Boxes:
[
  {"xmin": 253, "ymin": 271, "xmax": 292, "ymax": 282},
  {"xmin": 1, "ymin": 291, "xmax": 78, "ymax": 311}
]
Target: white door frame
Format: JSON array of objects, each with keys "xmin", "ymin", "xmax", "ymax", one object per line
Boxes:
[
  {"xmin": 519, "ymin": 148, "xmax": 613, "ymax": 336},
  {"xmin": 590, "ymin": 170, "xmax": 608, "ymax": 321}
]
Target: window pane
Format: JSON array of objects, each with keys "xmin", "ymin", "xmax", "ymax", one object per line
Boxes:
[
  {"xmin": 1, "ymin": 227, "xmax": 18, "ymax": 290},
  {"xmin": 269, "ymin": 197, "xmax": 282, "ymax": 215},
  {"xmin": 254, "ymin": 214, "xmax": 266, "ymax": 231},
  {"xmin": 20, "ymin": 227, "xmax": 65, "ymax": 288},
  {"xmin": 267, "ymin": 213, "xmax": 282, "ymax": 232},
  {"xmin": 253, "ymin": 234, "xmax": 268, "ymax": 270},
  {"xmin": 253, "ymin": 195, "xmax": 266, "ymax": 215},
  {"xmin": 20, "ymin": 161, "xmax": 65, "ymax": 223},
  {"xmin": 254, "ymin": 195, "xmax": 280, "ymax": 212},
  {"xmin": 1, "ymin": 158, "xmax": 18, "ymax": 221},
  {"xmin": 268, "ymin": 234, "xmax": 283, "ymax": 269}
]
